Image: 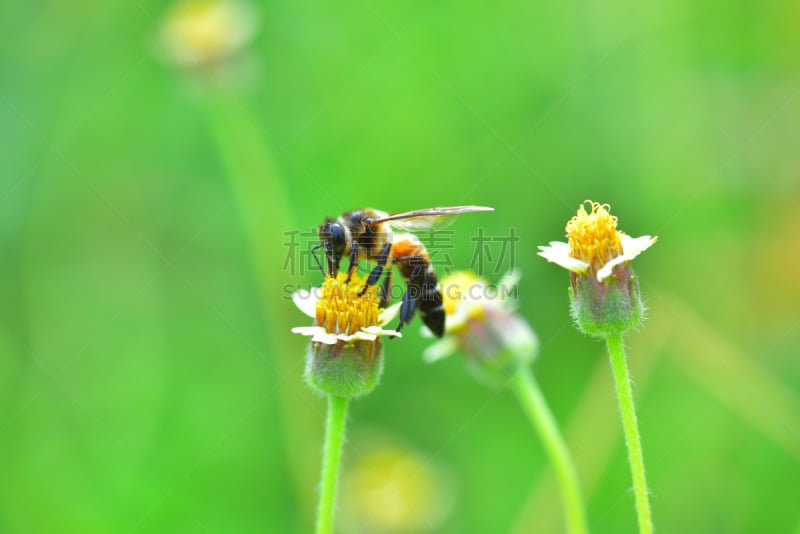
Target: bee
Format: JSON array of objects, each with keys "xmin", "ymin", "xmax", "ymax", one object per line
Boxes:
[{"xmin": 313, "ymin": 206, "xmax": 494, "ymax": 338}]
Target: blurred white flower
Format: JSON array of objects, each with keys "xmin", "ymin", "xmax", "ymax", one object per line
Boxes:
[{"xmin": 423, "ymin": 271, "xmax": 537, "ymax": 383}]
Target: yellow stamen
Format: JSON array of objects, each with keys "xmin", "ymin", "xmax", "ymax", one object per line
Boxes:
[
  {"xmin": 315, "ymin": 272, "xmax": 381, "ymax": 335},
  {"xmin": 566, "ymin": 201, "xmax": 624, "ymax": 273}
]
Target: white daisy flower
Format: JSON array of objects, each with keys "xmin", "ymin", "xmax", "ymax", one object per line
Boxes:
[
  {"xmin": 293, "ymin": 272, "xmax": 403, "ymax": 397},
  {"xmin": 538, "ymin": 201, "xmax": 657, "ymax": 336},
  {"xmin": 537, "ymin": 201, "xmax": 657, "ymax": 282},
  {"xmin": 291, "ymin": 273, "xmax": 401, "ymax": 345}
]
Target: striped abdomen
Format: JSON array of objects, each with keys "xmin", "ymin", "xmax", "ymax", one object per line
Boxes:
[{"xmin": 391, "ymin": 233, "xmax": 445, "ymax": 337}]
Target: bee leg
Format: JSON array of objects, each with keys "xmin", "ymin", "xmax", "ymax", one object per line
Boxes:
[
  {"xmin": 361, "ymin": 242, "xmax": 392, "ymax": 295},
  {"xmin": 394, "ymin": 253, "xmax": 444, "ymax": 336},
  {"xmin": 345, "ymin": 242, "xmax": 359, "ymax": 283},
  {"xmin": 379, "ymin": 270, "xmax": 393, "ymax": 308},
  {"xmin": 310, "ymin": 244, "xmax": 324, "ymax": 274},
  {"xmin": 397, "ymin": 286, "xmax": 418, "ymax": 333}
]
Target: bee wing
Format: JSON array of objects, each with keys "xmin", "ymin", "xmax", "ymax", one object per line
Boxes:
[{"xmin": 373, "ymin": 206, "xmax": 494, "ymax": 231}]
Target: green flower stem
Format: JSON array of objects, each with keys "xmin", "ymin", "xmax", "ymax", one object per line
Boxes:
[
  {"xmin": 605, "ymin": 332, "xmax": 653, "ymax": 534},
  {"xmin": 316, "ymin": 395, "xmax": 350, "ymax": 534},
  {"xmin": 511, "ymin": 367, "xmax": 588, "ymax": 534},
  {"xmin": 204, "ymin": 88, "xmax": 317, "ymax": 519}
]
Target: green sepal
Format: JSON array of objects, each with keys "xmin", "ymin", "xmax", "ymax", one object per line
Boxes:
[
  {"xmin": 569, "ymin": 264, "xmax": 644, "ymax": 338},
  {"xmin": 460, "ymin": 310, "xmax": 539, "ymax": 387},
  {"xmin": 305, "ymin": 339, "xmax": 384, "ymax": 398}
]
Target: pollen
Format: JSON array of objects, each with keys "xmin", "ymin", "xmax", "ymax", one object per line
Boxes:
[
  {"xmin": 566, "ymin": 201, "xmax": 624, "ymax": 272},
  {"xmin": 315, "ymin": 272, "xmax": 381, "ymax": 336}
]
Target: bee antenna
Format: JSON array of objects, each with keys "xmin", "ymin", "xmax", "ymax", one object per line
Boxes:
[{"xmin": 310, "ymin": 244, "xmax": 324, "ymax": 275}]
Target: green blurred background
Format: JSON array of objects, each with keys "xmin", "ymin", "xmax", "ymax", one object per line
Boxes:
[{"xmin": 1, "ymin": 0, "xmax": 799, "ymax": 532}]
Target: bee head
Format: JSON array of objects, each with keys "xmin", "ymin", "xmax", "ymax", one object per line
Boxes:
[{"xmin": 318, "ymin": 219, "xmax": 348, "ymax": 275}]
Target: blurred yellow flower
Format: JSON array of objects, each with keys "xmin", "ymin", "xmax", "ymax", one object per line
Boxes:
[
  {"xmin": 158, "ymin": 0, "xmax": 258, "ymax": 67},
  {"xmin": 423, "ymin": 270, "xmax": 537, "ymax": 383},
  {"xmin": 340, "ymin": 440, "xmax": 451, "ymax": 533}
]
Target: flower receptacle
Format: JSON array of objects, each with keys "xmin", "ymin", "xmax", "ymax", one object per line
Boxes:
[
  {"xmin": 569, "ymin": 263, "xmax": 644, "ymax": 337},
  {"xmin": 305, "ymin": 339, "xmax": 385, "ymax": 398},
  {"xmin": 459, "ymin": 308, "xmax": 539, "ymax": 386}
]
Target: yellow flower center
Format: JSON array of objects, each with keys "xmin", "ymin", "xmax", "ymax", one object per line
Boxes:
[
  {"xmin": 316, "ymin": 272, "xmax": 381, "ymax": 336},
  {"xmin": 441, "ymin": 271, "xmax": 488, "ymax": 321},
  {"xmin": 566, "ymin": 201, "xmax": 624, "ymax": 272}
]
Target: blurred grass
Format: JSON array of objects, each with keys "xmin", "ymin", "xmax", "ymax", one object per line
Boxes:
[{"xmin": 1, "ymin": 0, "xmax": 799, "ymax": 532}]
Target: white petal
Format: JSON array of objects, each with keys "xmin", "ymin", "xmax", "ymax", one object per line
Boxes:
[
  {"xmin": 312, "ymin": 332, "xmax": 339, "ymax": 344},
  {"xmin": 443, "ymin": 305, "xmax": 471, "ymax": 333},
  {"xmin": 378, "ymin": 302, "xmax": 402, "ymax": 326},
  {"xmin": 596, "ymin": 235, "xmax": 658, "ymax": 282},
  {"xmin": 291, "ymin": 326, "xmax": 326, "ymax": 336},
  {"xmin": 497, "ymin": 269, "xmax": 521, "ymax": 295},
  {"xmin": 621, "ymin": 234, "xmax": 658, "ymax": 257},
  {"xmin": 537, "ymin": 242, "xmax": 590, "ymax": 273},
  {"xmin": 420, "ymin": 325, "xmax": 437, "ymax": 338},
  {"xmin": 448, "ymin": 314, "xmax": 470, "ymax": 331},
  {"xmin": 292, "ymin": 326, "xmax": 339, "ymax": 344},
  {"xmin": 342, "ymin": 331, "xmax": 378, "ymax": 342},
  {"xmin": 496, "ymin": 270, "xmax": 522, "ymax": 309},
  {"xmin": 360, "ymin": 325, "xmax": 383, "ymax": 335},
  {"xmin": 596, "ymin": 255, "xmax": 628, "ymax": 282},
  {"xmin": 361, "ymin": 325, "xmax": 401, "ymax": 338},
  {"xmin": 423, "ymin": 337, "xmax": 459, "ymax": 363},
  {"xmin": 292, "ymin": 288, "xmax": 320, "ymax": 318},
  {"xmin": 541, "ymin": 241, "xmax": 571, "ymax": 253}
]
